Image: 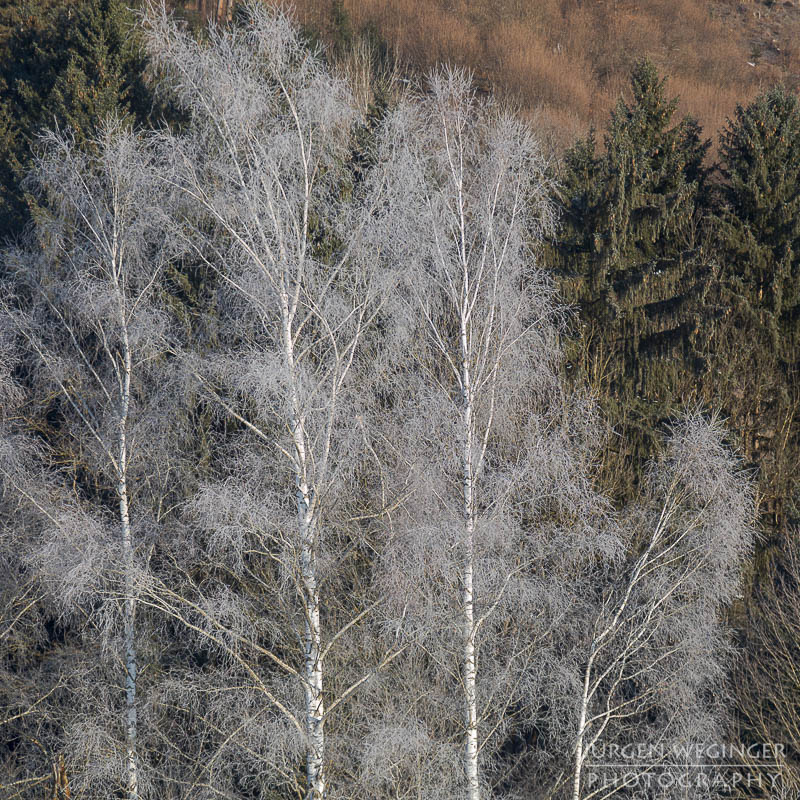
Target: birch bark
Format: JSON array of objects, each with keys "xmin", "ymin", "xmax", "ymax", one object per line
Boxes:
[
  {"xmin": 115, "ymin": 267, "xmax": 139, "ymax": 800},
  {"xmin": 461, "ymin": 275, "xmax": 480, "ymax": 800},
  {"xmin": 284, "ymin": 305, "xmax": 327, "ymax": 800},
  {"xmin": 118, "ymin": 333, "xmax": 139, "ymax": 800}
]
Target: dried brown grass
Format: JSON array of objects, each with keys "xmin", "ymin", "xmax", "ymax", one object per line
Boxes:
[{"xmin": 291, "ymin": 0, "xmax": 800, "ymax": 154}]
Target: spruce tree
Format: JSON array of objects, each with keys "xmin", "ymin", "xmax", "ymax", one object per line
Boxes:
[
  {"xmin": 707, "ymin": 85, "xmax": 800, "ymax": 532},
  {"xmin": 0, "ymin": 0, "xmax": 153, "ymax": 241},
  {"xmin": 716, "ymin": 85, "xmax": 800, "ymax": 345},
  {"xmin": 554, "ymin": 59, "xmax": 711, "ymax": 500}
]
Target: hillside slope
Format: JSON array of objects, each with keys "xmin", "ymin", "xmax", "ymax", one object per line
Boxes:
[{"xmin": 290, "ymin": 0, "xmax": 800, "ymax": 148}]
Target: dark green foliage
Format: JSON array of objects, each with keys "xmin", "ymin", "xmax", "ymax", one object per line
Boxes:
[
  {"xmin": 553, "ymin": 59, "xmax": 711, "ymax": 500},
  {"xmin": 555, "ymin": 65, "xmax": 800, "ymax": 533},
  {"xmin": 558, "ymin": 60, "xmax": 708, "ymax": 285},
  {"xmin": 715, "ymin": 85, "xmax": 800, "ymax": 347},
  {"xmin": 0, "ymin": 0, "xmax": 154, "ymax": 240},
  {"xmin": 705, "ymin": 86, "xmax": 800, "ymax": 533},
  {"xmin": 329, "ymin": 0, "xmax": 353, "ymax": 57}
]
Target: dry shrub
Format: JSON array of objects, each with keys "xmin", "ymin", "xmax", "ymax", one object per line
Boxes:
[
  {"xmin": 487, "ymin": 22, "xmax": 598, "ymax": 112},
  {"xmin": 291, "ymin": 0, "xmax": 800, "ymax": 154}
]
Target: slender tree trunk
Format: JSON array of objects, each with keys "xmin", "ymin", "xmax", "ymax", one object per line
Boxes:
[
  {"xmin": 461, "ymin": 304, "xmax": 480, "ymax": 800},
  {"xmin": 572, "ymin": 657, "xmax": 593, "ymax": 800},
  {"xmin": 283, "ymin": 308, "xmax": 326, "ymax": 800},
  {"xmin": 300, "ymin": 515, "xmax": 325, "ymax": 800},
  {"xmin": 463, "ymin": 513, "xmax": 479, "ymax": 800},
  {"xmin": 117, "ymin": 320, "xmax": 139, "ymax": 800}
]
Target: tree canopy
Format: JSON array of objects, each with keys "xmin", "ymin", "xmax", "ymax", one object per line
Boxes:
[{"xmin": 0, "ymin": 4, "xmax": 794, "ymax": 800}]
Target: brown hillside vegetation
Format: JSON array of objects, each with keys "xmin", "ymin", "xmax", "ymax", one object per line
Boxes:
[{"xmin": 289, "ymin": 0, "xmax": 800, "ymax": 149}]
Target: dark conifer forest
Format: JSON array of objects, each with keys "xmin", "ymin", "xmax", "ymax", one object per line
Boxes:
[{"xmin": 0, "ymin": 1, "xmax": 798, "ymax": 799}]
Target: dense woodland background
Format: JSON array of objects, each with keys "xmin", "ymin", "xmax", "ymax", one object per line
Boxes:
[{"xmin": 0, "ymin": 0, "xmax": 799, "ymax": 798}]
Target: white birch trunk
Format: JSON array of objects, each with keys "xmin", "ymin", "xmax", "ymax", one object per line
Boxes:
[
  {"xmin": 283, "ymin": 309, "xmax": 326, "ymax": 800},
  {"xmin": 461, "ymin": 302, "xmax": 480, "ymax": 800},
  {"xmin": 463, "ymin": 512, "xmax": 479, "ymax": 800},
  {"xmin": 117, "ymin": 313, "xmax": 139, "ymax": 800},
  {"xmin": 301, "ymin": 515, "xmax": 325, "ymax": 800},
  {"xmin": 572, "ymin": 656, "xmax": 593, "ymax": 800}
]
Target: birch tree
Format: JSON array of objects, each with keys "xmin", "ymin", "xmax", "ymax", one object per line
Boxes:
[
  {"xmin": 566, "ymin": 411, "xmax": 756, "ymax": 800},
  {"xmin": 0, "ymin": 118, "xmax": 176, "ymax": 799},
  {"xmin": 141, "ymin": 5, "xmax": 404, "ymax": 797},
  {"xmin": 358, "ymin": 68, "xmax": 620, "ymax": 800}
]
